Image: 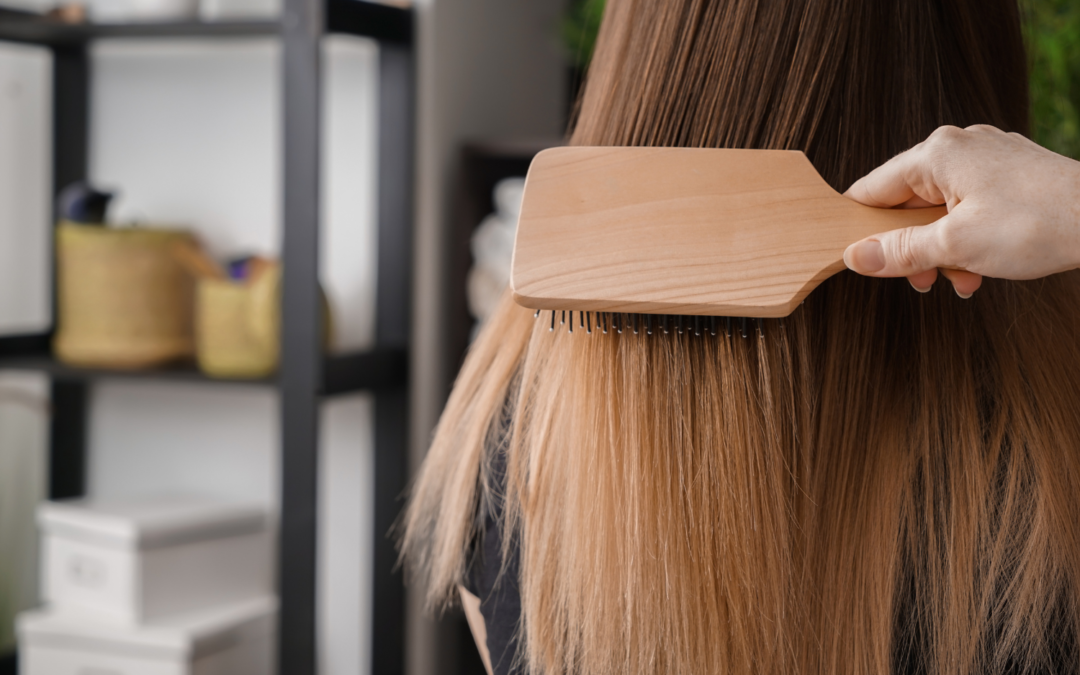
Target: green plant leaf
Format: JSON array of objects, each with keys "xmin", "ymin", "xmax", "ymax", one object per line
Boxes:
[
  {"xmin": 561, "ymin": 0, "xmax": 606, "ymax": 69},
  {"xmin": 1023, "ymin": 0, "xmax": 1080, "ymax": 157}
]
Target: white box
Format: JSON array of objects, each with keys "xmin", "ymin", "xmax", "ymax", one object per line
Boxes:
[
  {"xmin": 197, "ymin": 0, "xmax": 279, "ymax": 22},
  {"xmin": 39, "ymin": 496, "xmax": 272, "ymax": 625},
  {"xmin": 19, "ymin": 596, "xmax": 276, "ymax": 675},
  {"xmin": 88, "ymin": 0, "xmax": 198, "ymax": 22}
]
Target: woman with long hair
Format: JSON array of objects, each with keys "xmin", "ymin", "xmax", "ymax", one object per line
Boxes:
[{"xmin": 402, "ymin": 0, "xmax": 1080, "ymax": 673}]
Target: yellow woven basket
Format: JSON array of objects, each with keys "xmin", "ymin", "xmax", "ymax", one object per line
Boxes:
[
  {"xmin": 195, "ymin": 263, "xmax": 333, "ymax": 379},
  {"xmin": 195, "ymin": 266, "xmax": 280, "ymax": 379},
  {"xmin": 54, "ymin": 223, "xmax": 196, "ymax": 369}
]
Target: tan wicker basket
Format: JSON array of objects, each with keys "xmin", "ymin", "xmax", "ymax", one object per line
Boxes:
[
  {"xmin": 195, "ymin": 262, "xmax": 333, "ymax": 379},
  {"xmin": 53, "ymin": 222, "xmax": 197, "ymax": 369},
  {"xmin": 195, "ymin": 266, "xmax": 280, "ymax": 379}
]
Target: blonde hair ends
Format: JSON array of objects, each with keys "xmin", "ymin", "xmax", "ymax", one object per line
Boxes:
[{"xmin": 402, "ymin": 0, "xmax": 1080, "ymax": 673}]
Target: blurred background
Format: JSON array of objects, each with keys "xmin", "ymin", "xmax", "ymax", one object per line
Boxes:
[
  {"xmin": 1027, "ymin": 0, "xmax": 1080, "ymax": 158},
  {"xmin": 0, "ymin": 0, "xmax": 1074, "ymax": 674}
]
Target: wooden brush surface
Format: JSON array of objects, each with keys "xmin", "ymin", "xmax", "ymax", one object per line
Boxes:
[{"xmin": 511, "ymin": 147, "xmax": 946, "ymax": 318}]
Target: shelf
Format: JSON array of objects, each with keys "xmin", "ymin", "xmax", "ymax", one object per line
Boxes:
[
  {"xmin": 0, "ymin": 0, "xmax": 415, "ymax": 666},
  {"xmin": 0, "ymin": 346, "xmax": 407, "ymax": 394},
  {"xmin": 322, "ymin": 347, "xmax": 407, "ymax": 394},
  {"xmin": 0, "ymin": 0, "xmax": 411, "ymax": 46},
  {"xmin": 0, "ymin": 16, "xmax": 278, "ymax": 44},
  {"xmin": 326, "ymin": 0, "xmax": 410, "ymax": 43}
]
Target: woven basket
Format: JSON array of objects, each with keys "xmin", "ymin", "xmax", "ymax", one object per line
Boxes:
[
  {"xmin": 195, "ymin": 267, "xmax": 279, "ymax": 379},
  {"xmin": 53, "ymin": 223, "xmax": 196, "ymax": 369},
  {"xmin": 195, "ymin": 263, "xmax": 333, "ymax": 379}
]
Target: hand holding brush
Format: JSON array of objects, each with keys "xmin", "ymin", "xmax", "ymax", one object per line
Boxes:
[{"xmin": 844, "ymin": 124, "xmax": 1080, "ymax": 297}]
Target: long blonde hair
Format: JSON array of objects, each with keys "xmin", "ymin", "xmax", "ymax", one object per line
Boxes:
[{"xmin": 402, "ymin": 1, "xmax": 1080, "ymax": 673}]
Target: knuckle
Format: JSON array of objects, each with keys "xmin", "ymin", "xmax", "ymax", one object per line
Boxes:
[
  {"xmin": 921, "ymin": 127, "xmax": 970, "ymax": 192},
  {"xmin": 930, "ymin": 124, "xmax": 964, "ymax": 146},
  {"xmin": 924, "ymin": 126, "xmax": 963, "ymax": 164},
  {"xmin": 891, "ymin": 228, "xmax": 925, "ymax": 271}
]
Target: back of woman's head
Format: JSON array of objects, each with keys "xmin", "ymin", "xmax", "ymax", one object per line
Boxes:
[{"xmin": 404, "ymin": 1, "xmax": 1080, "ymax": 674}]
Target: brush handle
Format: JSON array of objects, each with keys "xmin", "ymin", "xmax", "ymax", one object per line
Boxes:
[{"xmin": 511, "ymin": 147, "xmax": 947, "ymax": 318}]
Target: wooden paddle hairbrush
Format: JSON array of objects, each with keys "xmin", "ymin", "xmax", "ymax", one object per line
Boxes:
[{"xmin": 510, "ymin": 147, "xmax": 946, "ymax": 337}]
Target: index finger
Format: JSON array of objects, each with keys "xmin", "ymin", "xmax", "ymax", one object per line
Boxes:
[{"xmin": 844, "ymin": 144, "xmax": 943, "ymax": 208}]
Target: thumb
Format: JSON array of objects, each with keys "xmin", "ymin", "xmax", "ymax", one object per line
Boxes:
[{"xmin": 843, "ymin": 215, "xmax": 954, "ymax": 278}]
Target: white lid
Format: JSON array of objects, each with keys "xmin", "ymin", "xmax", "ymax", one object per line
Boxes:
[
  {"xmin": 38, "ymin": 495, "xmax": 268, "ymax": 551},
  {"xmin": 18, "ymin": 596, "xmax": 276, "ymax": 662}
]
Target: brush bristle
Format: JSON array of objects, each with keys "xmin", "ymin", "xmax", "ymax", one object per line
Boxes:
[{"xmin": 538, "ymin": 311, "xmax": 775, "ymax": 338}]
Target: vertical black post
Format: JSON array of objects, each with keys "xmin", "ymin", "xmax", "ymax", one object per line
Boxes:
[
  {"xmin": 374, "ymin": 44, "xmax": 413, "ymax": 349},
  {"xmin": 53, "ymin": 45, "xmax": 89, "ymax": 199},
  {"xmin": 49, "ymin": 45, "xmax": 91, "ymax": 502},
  {"xmin": 49, "ymin": 380, "xmax": 89, "ymax": 499},
  {"xmin": 372, "ymin": 385, "xmax": 408, "ymax": 675},
  {"xmin": 279, "ymin": 0, "xmax": 323, "ymax": 671},
  {"xmin": 370, "ymin": 42, "xmax": 413, "ymax": 675}
]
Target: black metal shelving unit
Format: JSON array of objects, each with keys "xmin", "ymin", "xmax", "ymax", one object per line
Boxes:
[{"xmin": 0, "ymin": 3, "xmax": 413, "ymax": 674}]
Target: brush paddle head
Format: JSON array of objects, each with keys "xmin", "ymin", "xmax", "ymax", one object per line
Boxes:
[{"xmin": 510, "ymin": 147, "xmax": 945, "ymax": 320}]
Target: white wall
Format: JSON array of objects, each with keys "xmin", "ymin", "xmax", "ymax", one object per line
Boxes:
[
  {"xmin": 0, "ymin": 372, "xmax": 49, "ymax": 654},
  {"xmin": 0, "ymin": 43, "xmax": 51, "ymax": 336},
  {"xmin": 0, "ymin": 40, "xmax": 51, "ymax": 658},
  {"xmin": 87, "ymin": 382, "xmax": 280, "ymax": 504},
  {"xmin": 319, "ymin": 394, "xmax": 375, "ymax": 675},
  {"xmin": 83, "ymin": 35, "xmax": 379, "ymax": 675}
]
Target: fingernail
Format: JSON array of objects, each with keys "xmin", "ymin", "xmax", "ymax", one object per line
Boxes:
[
  {"xmin": 908, "ymin": 280, "xmax": 932, "ymax": 293},
  {"xmin": 845, "ymin": 240, "xmax": 886, "ymax": 274},
  {"xmin": 956, "ymin": 289, "xmax": 973, "ymax": 299}
]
